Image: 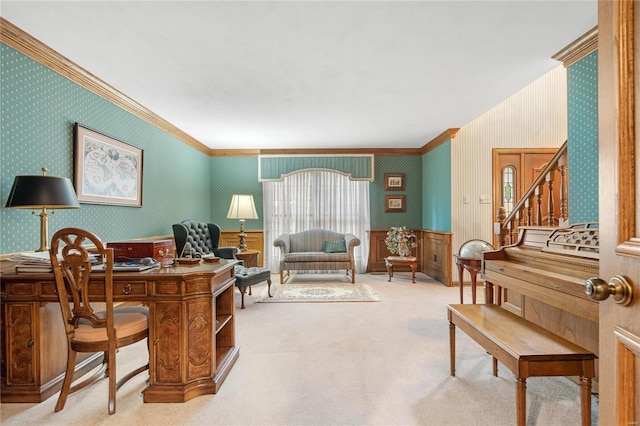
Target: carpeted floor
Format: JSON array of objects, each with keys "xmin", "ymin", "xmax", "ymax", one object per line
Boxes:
[{"xmin": 0, "ymin": 272, "xmax": 598, "ymax": 425}]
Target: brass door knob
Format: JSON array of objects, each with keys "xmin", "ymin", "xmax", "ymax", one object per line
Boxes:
[{"xmin": 584, "ymin": 275, "xmax": 633, "ymax": 306}]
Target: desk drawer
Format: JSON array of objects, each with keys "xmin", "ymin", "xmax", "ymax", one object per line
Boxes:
[{"xmin": 87, "ymin": 281, "xmax": 148, "ymax": 299}]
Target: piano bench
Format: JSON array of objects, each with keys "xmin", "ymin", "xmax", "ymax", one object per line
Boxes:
[{"xmin": 447, "ymin": 304, "xmax": 596, "ymax": 426}]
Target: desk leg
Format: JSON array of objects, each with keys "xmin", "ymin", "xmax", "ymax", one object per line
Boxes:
[
  {"xmin": 456, "ymin": 264, "xmax": 464, "ymax": 303},
  {"xmin": 515, "ymin": 377, "xmax": 527, "ymax": 426}
]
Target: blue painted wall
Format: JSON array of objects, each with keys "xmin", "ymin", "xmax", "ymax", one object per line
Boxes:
[
  {"xmin": 567, "ymin": 51, "xmax": 599, "ymax": 223},
  {"xmin": 421, "ymin": 141, "xmax": 451, "ymax": 231},
  {"xmin": 1, "ymin": 44, "xmax": 211, "ymax": 254}
]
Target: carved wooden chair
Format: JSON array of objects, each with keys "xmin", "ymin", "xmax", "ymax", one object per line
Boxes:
[{"xmin": 49, "ymin": 227, "xmax": 149, "ymax": 414}]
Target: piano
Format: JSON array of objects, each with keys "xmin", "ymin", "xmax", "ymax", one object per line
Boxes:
[{"xmin": 481, "ymin": 224, "xmax": 600, "ymax": 358}]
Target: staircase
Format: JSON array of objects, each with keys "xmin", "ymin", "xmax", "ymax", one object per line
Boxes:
[{"xmin": 495, "ymin": 141, "xmax": 568, "ymax": 247}]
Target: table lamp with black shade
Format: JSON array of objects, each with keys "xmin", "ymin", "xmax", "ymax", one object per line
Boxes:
[
  {"xmin": 5, "ymin": 167, "xmax": 80, "ymax": 252},
  {"xmin": 226, "ymin": 194, "xmax": 258, "ymax": 251}
]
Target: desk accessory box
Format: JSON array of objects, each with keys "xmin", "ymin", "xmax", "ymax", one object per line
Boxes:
[{"xmin": 107, "ymin": 239, "xmax": 173, "ymax": 263}]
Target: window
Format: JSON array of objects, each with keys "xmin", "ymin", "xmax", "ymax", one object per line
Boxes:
[{"xmin": 263, "ymin": 170, "xmax": 370, "ymax": 273}]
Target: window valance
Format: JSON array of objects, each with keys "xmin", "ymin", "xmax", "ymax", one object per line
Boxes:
[{"xmin": 258, "ymin": 154, "xmax": 374, "ymax": 182}]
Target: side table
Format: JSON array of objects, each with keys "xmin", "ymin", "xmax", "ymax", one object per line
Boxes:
[
  {"xmin": 453, "ymin": 255, "xmax": 490, "ymax": 304},
  {"xmin": 385, "ymin": 256, "xmax": 418, "ymax": 283},
  {"xmin": 236, "ymin": 249, "xmax": 260, "ymax": 267}
]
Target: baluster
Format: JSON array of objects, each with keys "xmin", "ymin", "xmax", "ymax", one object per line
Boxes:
[
  {"xmin": 546, "ymin": 169, "xmax": 555, "ymax": 225},
  {"xmin": 558, "ymin": 156, "xmax": 568, "ymax": 225},
  {"xmin": 535, "ymin": 185, "xmax": 543, "ymax": 226},
  {"xmin": 509, "ymin": 217, "xmax": 518, "ymax": 244},
  {"xmin": 496, "ymin": 207, "xmax": 509, "ymax": 247},
  {"xmin": 525, "ymin": 199, "xmax": 532, "ymax": 226}
]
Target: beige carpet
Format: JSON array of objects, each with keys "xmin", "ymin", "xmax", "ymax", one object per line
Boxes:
[
  {"xmin": 257, "ymin": 282, "xmax": 379, "ymax": 303},
  {"xmin": 1, "ymin": 272, "xmax": 598, "ymax": 425}
]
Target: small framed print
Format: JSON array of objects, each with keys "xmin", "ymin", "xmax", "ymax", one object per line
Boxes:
[
  {"xmin": 384, "ymin": 173, "xmax": 405, "ymax": 191},
  {"xmin": 385, "ymin": 195, "xmax": 406, "ymax": 212}
]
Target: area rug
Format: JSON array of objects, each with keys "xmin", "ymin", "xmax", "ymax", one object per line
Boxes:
[{"xmin": 257, "ymin": 283, "xmax": 379, "ymax": 303}]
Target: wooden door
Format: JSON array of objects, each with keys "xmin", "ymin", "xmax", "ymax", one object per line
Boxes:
[
  {"xmin": 597, "ymin": 1, "xmax": 640, "ymax": 424},
  {"xmin": 492, "ymin": 149, "xmax": 560, "ymax": 248}
]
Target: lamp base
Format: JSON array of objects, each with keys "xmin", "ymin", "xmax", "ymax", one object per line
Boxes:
[
  {"xmin": 36, "ymin": 208, "xmax": 50, "ymax": 252},
  {"xmin": 237, "ymin": 219, "xmax": 248, "ymax": 251}
]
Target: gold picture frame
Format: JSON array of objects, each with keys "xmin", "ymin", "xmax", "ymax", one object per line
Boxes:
[
  {"xmin": 385, "ymin": 195, "xmax": 405, "ymax": 212},
  {"xmin": 384, "ymin": 173, "xmax": 405, "ymax": 191},
  {"xmin": 74, "ymin": 123, "xmax": 143, "ymax": 207}
]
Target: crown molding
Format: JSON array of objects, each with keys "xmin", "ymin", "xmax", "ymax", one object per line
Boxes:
[
  {"xmin": 552, "ymin": 25, "xmax": 598, "ymax": 67},
  {"xmin": 419, "ymin": 128, "xmax": 460, "ymax": 155},
  {"xmin": 3, "ymin": 17, "xmax": 447, "ymax": 158},
  {"xmin": 0, "ymin": 17, "xmax": 211, "ymax": 155}
]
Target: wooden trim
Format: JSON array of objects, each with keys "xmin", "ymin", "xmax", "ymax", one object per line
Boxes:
[
  {"xmin": 0, "ymin": 18, "xmax": 211, "ymax": 156},
  {"xmin": 616, "ymin": 1, "xmax": 637, "ymax": 257},
  {"xmin": 419, "ymin": 128, "xmax": 460, "ymax": 155},
  {"xmin": 552, "ymin": 26, "xmax": 598, "ymax": 67}
]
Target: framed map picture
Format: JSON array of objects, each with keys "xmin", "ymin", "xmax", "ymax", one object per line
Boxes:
[
  {"xmin": 74, "ymin": 123, "xmax": 143, "ymax": 206},
  {"xmin": 385, "ymin": 195, "xmax": 405, "ymax": 212},
  {"xmin": 384, "ymin": 173, "xmax": 405, "ymax": 191}
]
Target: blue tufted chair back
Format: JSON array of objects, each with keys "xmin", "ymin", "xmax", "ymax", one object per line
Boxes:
[{"xmin": 172, "ymin": 220, "xmax": 237, "ymax": 259}]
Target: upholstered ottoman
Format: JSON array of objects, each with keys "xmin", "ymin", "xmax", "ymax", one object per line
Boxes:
[{"xmin": 234, "ymin": 266, "xmax": 272, "ymax": 309}]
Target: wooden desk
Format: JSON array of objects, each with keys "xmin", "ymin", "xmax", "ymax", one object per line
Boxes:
[
  {"xmin": 385, "ymin": 256, "xmax": 418, "ymax": 283},
  {"xmin": 453, "ymin": 255, "xmax": 488, "ymax": 304},
  {"xmin": 236, "ymin": 249, "xmax": 260, "ymax": 267},
  {"xmin": 0, "ymin": 260, "xmax": 239, "ymax": 403}
]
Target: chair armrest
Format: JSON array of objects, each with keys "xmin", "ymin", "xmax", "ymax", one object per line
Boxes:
[
  {"xmin": 273, "ymin": 234, "xmax": 291, "ymax": 254},
  {"xmin": 214, "ymin": 246, "xmax": 238, "ymax": 260}
]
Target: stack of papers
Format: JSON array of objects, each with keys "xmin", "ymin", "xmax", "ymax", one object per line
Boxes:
[
  {"xmin": 11, "ymin": 251, "xmax": 99, "ymax": 273},
  {"xmin": 11, "ymin": 252, "xmax": 54, "ymax": 273}
]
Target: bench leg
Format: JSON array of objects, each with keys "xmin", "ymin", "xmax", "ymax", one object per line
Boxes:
[
  {"xmin": 449, "ymin": 321, "xmax": 456, "ymax": 376},
  {"xmin": 515, "ymin": 377, "xmax": 527, "ymax": 426},
  {"xmin": 580, "ymin": 376, "xmax": 592, "ymax": 426},
  {"xmin": 492, "ymin": 357, "xmax": 498, "ymax": 376}
]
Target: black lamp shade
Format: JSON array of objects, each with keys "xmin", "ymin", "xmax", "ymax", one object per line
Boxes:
[{"xmin": 5, "ymin": 175, "xmax": 80, "ymax": 209}]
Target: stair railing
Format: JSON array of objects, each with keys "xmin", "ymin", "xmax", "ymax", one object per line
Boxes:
[{"xmin": 495, "ymin": 141, "xmax": 568, "ymax": 247}]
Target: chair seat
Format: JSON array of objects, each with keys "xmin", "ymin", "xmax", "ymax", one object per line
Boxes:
[{"xmin": 74, "ymin": 308, "xmax": 148, "ymax": 342}]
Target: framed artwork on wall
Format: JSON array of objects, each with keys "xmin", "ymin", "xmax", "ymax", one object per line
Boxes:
[
  {"xmin": 74, "ymin": 123, "xmax": 143, "ymax": 207},
  {"xmin": 385, "ymin": 195, "xmax": 406, "ymax": 212},
  {"xmin": 384, "ymin": 173, "xmax": 405, "ymax": 191}
]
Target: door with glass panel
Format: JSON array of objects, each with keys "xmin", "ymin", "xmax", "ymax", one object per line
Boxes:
[{"xmin": 491, "ymin": 148, "xmax": 560, "ymax": 248}]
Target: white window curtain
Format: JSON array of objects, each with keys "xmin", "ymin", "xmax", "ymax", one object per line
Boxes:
[{"xmin": 262, "ymin": 170, "xmax": 370, "ymax": 274}]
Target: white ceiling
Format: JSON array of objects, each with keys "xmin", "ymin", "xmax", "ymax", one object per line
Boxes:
[{"xmin": 1, "ymin": 1, "xmax": 598, "ymax": 150}]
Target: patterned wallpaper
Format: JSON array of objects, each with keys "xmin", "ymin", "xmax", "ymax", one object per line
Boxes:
[
  {"xmin": 567, "ymin": 51, "xmax": 599, "ymax": 224},
  {"xmin": 370, "ymin": 155, "xmax": 423, "ymax": 230},
  {"xmin": 210, "ymin": 156, "xmax": 263, "ymax": 231},
  {"xmin": 422, "ymin": 141, "xmax": 451, "ymax": 231},
  {"xmin": 1, "ymin": 44, "xmax": 211, "ymax": 254}
]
